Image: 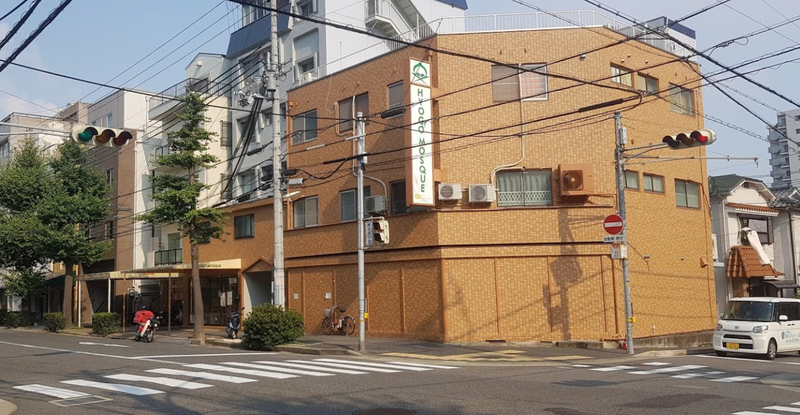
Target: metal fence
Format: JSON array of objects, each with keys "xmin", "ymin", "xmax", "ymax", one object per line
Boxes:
[
  {"xmin": 154, "ymin": 248, "xmax": 182, "ymax": 266},
  {"xmin": 149, "ymin": 78, "xmax": 230, "ymax": 111}
]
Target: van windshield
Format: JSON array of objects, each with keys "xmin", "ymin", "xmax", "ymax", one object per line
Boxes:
[{"xmin": 721, "ymin": 301, "xmax": 774, "ymax": 322}]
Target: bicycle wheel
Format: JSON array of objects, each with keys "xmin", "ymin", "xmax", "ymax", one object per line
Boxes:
[
  {"xmin": 343, "ymin": 316, "xmax": 356, "ymax": 335},
  {"xmin": 322, "ymin": 317, "xmax": 334, "ymax": 335}
]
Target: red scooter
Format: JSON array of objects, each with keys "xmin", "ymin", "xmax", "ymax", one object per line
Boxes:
[{"xmin": 135, "ymin": 313, "xmax": 164, "ymax": 343}]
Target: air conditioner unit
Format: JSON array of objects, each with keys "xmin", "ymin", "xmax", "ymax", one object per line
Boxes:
[
  {"xmin": 469, "ymin": 184, "xmax": 495, "ymax": 203},
  {"xmin": 365, "ymin": 195, "xmax": 387, "ymax": 213},
  {"xmin": 438, "ymin": 183, "xmax": 462, "ymax": 201},
  {"xmin": 299, "ymin": 72, "xmax": 316, "ymax": 84},
  {"xmin": 559, "ymin": 163, "xmax": 594, "ymax": 196}
]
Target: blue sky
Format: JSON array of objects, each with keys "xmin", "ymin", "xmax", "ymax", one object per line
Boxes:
[{"xmin": 1, "ymin": 0, "xmax": 799, "ymax": 182}]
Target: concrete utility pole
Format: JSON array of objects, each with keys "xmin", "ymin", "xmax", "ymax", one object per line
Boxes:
[
  {"xmin": 614, "ymin": 111, "xmax": 634, "ymax": 355},
  {"xmin": 355, "ymin": 114, "xmax": 366, "ymax": 352},
  {"xmin": 269, "ymin": 4, "xmax": 284, "ymax": 307}
]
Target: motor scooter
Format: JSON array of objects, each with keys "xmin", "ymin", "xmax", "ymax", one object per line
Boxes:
[
  {"xmin": 135, "ymin": 312, "xmax": 165, "ymax": 343},
  {"xmin": 226, "ymin": 307, "xmax": 245, "ymax": 339}
]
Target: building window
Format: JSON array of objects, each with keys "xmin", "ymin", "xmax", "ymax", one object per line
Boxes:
[
  {"xmin": 390, "ymin": 181, "xmax": 425, "ymax": 215},
  {"xmin": 106, "ymin": 221, "xmax": 114, "ymax": 240},
  {"xmin": 106, "ymin": 169, "xmax": 113, "ymax": 185},
  {"xmin": 220, "ymin": 121, "xmax": 232, "ymax": 147},
  {"xmin": 669, "ymin": 84, "xmax": 695, "ymax": 115},
  {"xmin": 187, "ymin": 78, "xmax": 208, "ymax": 93},
  {"xmin": 292, "ymin": 110, "xmax": 318, "ymax": 145},
  {"xmin": 294, "ymin": 197, "xmax": 318, "ymax": 228},
  {"xmin": 387, "ymin": 81, "xmax": 404, "ymax": 110},
  {"xmin": 340, "ymin": 187, "xmax": 371, "ymax": 222},
  {"xmin": 740, "ymin": 216, "xmax": 772, "ymax": 245},
  {"xmin": 496, "ymin": 170, "xmax": 552, "ymax": 206},
  {"xmin": 220, "ymin": 173, "xmax": 233, "ymax": 200},
  {"xmin": 338, "ymin": 93, "xmax": 369, "ymax": 133},
  {"xmin": 240, "ymin": 58, "xmax": 259, "ymax": 80},
  {"xmin": 85, "ymin": 224, "xmax": 93, "ymax": 239},
  {"xmin": 234, "ymin": 215, "xmax": 255, "ymax": 239},
  {"xmin": 238, "ymin": 117, "xmax": 250, "ymax": 143},
  {"xmin": 242, "ymin": 0, "xmax": 268, "ymax": 26},
  {"xmin": 0, "ymin": 141, "xmax": 9, "ymax": 160},
  {"xmin": 92, "ymin": 113, "xmax": 112, "ymax": 128},
  {"xmin": 491, "ymin": 64, "xmax": 547, "ymax": 102},
  {"xmin": 637, "ymin": 74, "xmax": 658, "ymax": 95},
  {"xmin": 610, "ymin": 65, "xmax": 632, "ymax": 87},
  {"xmin": 297, "ymin": 0, "xmax": 315, "ymax": 16},
  {"xmin": 624, "ymin": 171, "xmax": 639, "ymax": 190},
  {"xmin": 298, "ymin": 56, "xmax": 316, "ymax": 74},
  {"xmin": 239, "ymin": 169, "xmax": 256, "ymax": 196},
  {"xmin": 675, "ymin": 179, "xmax": 700, "ymax": 208},
  {"xmin": 643, "ymin": 173, "xmax": 664, "ymax": 193}
]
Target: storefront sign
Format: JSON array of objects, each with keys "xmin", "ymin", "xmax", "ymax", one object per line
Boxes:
[{"xmin": 408, "ymin": 59, "xmax": 434, "ymax": 206}]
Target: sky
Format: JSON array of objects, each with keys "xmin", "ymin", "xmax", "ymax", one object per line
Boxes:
[{"xmin": 1, "ymin": 0, "xmax": 799, "ymax": 184}]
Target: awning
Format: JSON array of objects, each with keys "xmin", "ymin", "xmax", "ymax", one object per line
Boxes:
[
  {"xmin": 726, "ymin": 245, "xmax": 784, "ymax": 278},
  {"xmin": 764, "ymin": 279, "xmax": 800, "ymax": 290},
  {"xmin": 79, "ymin": 258, "xmax": 242, "ymax": 281}
]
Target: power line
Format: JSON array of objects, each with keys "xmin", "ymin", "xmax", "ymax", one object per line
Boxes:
[
  {"xmin": 0, "ymin": 0, "xmax": 74, "ymax": 75},
  {"xmin": 0, "ymin": 0, "xmax": 40, "ymax": 52},
  {"xmin": 0, "ymin": 0, "xmax": 28, "ymax": 23}
]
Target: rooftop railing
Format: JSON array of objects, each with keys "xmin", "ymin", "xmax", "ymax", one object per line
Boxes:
[{"xmin": 149, "ymin": 78, "xmax": 230, "ymax": 111}]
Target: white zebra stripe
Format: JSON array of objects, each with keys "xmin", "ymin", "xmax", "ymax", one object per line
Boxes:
[
  {"xmin": 629, "ymin": 365, "xmax": 706, "ymax": 375},
  {"xmin": 183, "ymin": 363, "xmax": 297, "ymax": 379},
  {"xmin": 314, "ymin": 359, "xmax": 432, "ymax": 371},
  {"xmin": 61, "ymin": 380, "xmax": 164, "ymax": 396},
  {"xmin": 712, "ymin": 376, "xmax": 758, "ymax": 383},
  {"xmin": 252, "ymin": 361, "xmax": 368, "ymax": 375},
  {"xmin": 104, "ymin": 374, "xmax": 212, "ymax": 389},
  {"xmin": 221, "ymin": 362, "xmax": 334, "ymax": 377},
  {"xmin": 14, "ymin": 384, "xmax": 89, "ymax": 399},
  {"xmin": 386, "ymin": 361, "xmax": 460, "ymax": 369},
  {"xmin": 286, "ymin": 360, "xmax": 399, "ymax": 373},
  {"xmin": 146, "ymin": 368, "xmax": 256, "ymax": 383},
  {"xmin": 589, "ymin": 365, "xmax": 635, "ymax": 372}
]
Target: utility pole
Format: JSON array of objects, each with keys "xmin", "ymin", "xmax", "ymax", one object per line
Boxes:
[
  {"xmin": 614, "ymin": 111, "xmax": 634, "ymax": 355},
  {"xmin": 355, "ymin": 113, "xmax": 366, "ymax": 352},
  {"xmin": 269, "ymin": 3, "xmax": 284, "ymax": 307}
]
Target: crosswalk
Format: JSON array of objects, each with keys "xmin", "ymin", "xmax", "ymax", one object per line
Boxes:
[
  {"xmin": 12, "ymin": 358, "xmax": 459, "ymax": 403},
  {"xmin": 734, "ymin": 402, "xmax": 800, "ymax": 414},
  {"xmin": 570, "ymin": 361, "xmax": 759, "ymax": 383}
]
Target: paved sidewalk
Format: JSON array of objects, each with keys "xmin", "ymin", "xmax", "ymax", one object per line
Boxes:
[{"xmin": 0, "ymin": 399, "xmax": 16, "ymax": 415}]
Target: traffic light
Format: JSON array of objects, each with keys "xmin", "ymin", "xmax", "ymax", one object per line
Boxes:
[
  {"xmin": 373, "ymin": 219, "xmax": 389, "ymax": 245},
  {"xmin": 662, "ymin": 129, "xmax": 716, "ymax": 149},
  {"xmin": 71, "ymin": 125, "xmax": 134, "ymax": 147}
]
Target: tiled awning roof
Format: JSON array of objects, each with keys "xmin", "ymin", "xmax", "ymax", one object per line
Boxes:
[
  {"xmin": 726, "ymin": 202, "xmax": 779, "ymax": 216},
  {"xmin": 726, "ymin": 245, "xmax": 784, "ymax": 278}
]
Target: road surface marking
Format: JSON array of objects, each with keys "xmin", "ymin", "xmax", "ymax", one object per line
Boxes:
[
  {"xmin": 381, "ymin": 351, "xmax": 591, "ymax": 362},
  {"xmin": 733, "ymin": 412, "xmax": 784, "ymax": 415},
  {"xmin": 183, "ymin": 363, "xmax": 297, "ymax": 379},
  {"xmin": 315, "ymin": 359, "xmax": 433, "ymax": 371},
  {"xmin": 222, "ymin": 362, "xmax": 334, "ymax": 377},
  {"xmin": 79, "ymin": 342, "xmax": 129, "ymax": 348},
  {"xmin": 61, "ymin": 380, "xmax": 164, "ymax": 396},
  {"xmin": 287, "ymin": 360, "xmax": 400, "ymax": 373},
  {"xmin": 571, "ymin": 364, "xmax": 592, "ymax": 368},
  {"xmin": 133, "ymin": 352, "xmax": 276, "ymax": 359},
  {"xmin": 590, "ymin": 365, "xmax": 635, "ymax": 372},
  {"xmin": 104, "ymin": 374, "xmax": 212, "ymax": 389},
  {"xmin": 763, "ymin": 406, "xmax": 800, "ymax": 413},
  {"xmin": 642, "ymin": 362, "xmax": 671, "ymax": 366},
  {"xmin": 253, "ymin": 361, "xmax": 368, "ymax": 375},
  {"xmin": 629, "ymin": 365, "xmax": 705, "ymax": 375},
  {"xmin": 712, "ymin": 376, "xmax": 759, "ymax": 383},
  {"xmin": 386, "ymin": 361, "xmax": 460, "ymax": 369},
  {"xmin": 13, "ymin": 384, "xmax": 89, "ymax": 399},
  {"xmin": 147, "ymin": 368, "xmax": 256, "ymax": 383}
]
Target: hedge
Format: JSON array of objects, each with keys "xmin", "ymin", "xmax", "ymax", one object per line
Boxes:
[
  {"xmin": 242, "ymin": 304, "xmax": 304, "ymax": 350},
  {"xmin": 43, "ymin": 312, "xmax": 67, "ymax": 332},
  {"xmin": 92, "ymin": 312, "xmax": 121, "ymax": 336}
]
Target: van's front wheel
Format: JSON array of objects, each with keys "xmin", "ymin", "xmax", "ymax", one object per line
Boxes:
[
  {"xmin": 715, "ymin": 350, "xmax": 727, "ymax": 357},
  {"xmin": 765, "ymin": 340, "xmax": 777, "ymax": 360}
]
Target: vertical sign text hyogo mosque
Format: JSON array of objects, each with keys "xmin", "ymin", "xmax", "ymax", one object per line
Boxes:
[{"xmin": 408, "ymin": 59, "xmax": 434, "ymax": 206}]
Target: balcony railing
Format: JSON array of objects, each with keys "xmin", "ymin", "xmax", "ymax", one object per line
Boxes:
[
  {"xmin": 149, "ymin": 77, "xmax": 230, "ymax": 111},
  {"xmin": 154, "ymin": 248, "xmax": 182, "ymax": 266},
  {"xmin": 498, "ymin": 190, "xmax": 552, "ymax": 207}
]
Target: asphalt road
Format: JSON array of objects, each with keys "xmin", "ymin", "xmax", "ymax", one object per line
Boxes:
[{"xmin": 3, "ymin": 330, "xmax": 800, "ymax": 414}]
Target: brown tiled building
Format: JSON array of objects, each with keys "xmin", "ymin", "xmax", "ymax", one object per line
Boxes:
[{"xmin": 200, "ymin": 26, "xmax": 717, "ymax": 342}]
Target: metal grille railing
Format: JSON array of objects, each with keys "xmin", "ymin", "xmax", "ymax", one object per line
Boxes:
[
  {"xmin": 498, "ymin": 191, "xmax": 552, "ymax": 207},
  {"xmin": 154, "ymin": 248, "xmax": 182, "ymax": 266},
  {"xmin": 149, "ymin": 78, "xmax": 230, "ymax": 111}
]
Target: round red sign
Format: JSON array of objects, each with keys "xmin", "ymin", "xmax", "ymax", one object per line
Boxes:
[{"xmin": 603, "ymin": 214, "xmax": 624, "ymax": 235}]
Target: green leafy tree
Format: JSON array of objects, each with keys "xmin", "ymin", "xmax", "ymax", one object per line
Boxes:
[
  {"xmin": 44, "ymin": 140, "xmax": 111, "ymax": 326},
  {"xmin": 137, "ymin": 93, "xmax": 225, "ymax": 344},
  {"xmin": 0, "ymin": 139, "xmax": 56, "ymax": 322}
]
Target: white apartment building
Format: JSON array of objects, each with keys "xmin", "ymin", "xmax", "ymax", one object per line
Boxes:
[{"xmin": 768, "ymin": 108, "xmax": 800, "ymax": 190}]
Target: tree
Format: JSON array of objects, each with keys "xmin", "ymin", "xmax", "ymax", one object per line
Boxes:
[
  {"xmin": 137, "ymin": 93, "xmax": 225, "ymax": 344},
  {"xmin": 44, "ymin": 140, "xmax": 111, "ymax": 326},
  {"xmin": 0, "ymin": 139, "xmax": 57, "ymax": 323}
]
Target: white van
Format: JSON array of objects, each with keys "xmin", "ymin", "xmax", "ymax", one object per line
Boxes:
[{"xmin": 713, "ymin": 297, "xmax": 800, "ymax": 360}]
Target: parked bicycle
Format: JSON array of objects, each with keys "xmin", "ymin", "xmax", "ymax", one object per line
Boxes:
[{"xmin": 322, "ymin": 306, "xmax": 355, "ymax": 335}]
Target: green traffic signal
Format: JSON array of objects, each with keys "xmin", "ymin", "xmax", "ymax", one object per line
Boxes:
[{"xmin": 70, "ymin": 125, "xmax": 133, "ymax": 147}]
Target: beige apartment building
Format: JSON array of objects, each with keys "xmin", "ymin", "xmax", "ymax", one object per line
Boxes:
[{"xmin": 198, "ymin": 23, "xmax": 716, "ymax": 343}]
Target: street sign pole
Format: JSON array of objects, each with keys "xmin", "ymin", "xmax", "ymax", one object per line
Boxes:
[{"xmin": 614, "ymin": 111, "xmax": 635, "ymax": 355}]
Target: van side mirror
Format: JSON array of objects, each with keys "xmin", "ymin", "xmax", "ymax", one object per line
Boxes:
[{"xmin": 779, "ymin": 315, "xmax": 789, "ymax": 322}]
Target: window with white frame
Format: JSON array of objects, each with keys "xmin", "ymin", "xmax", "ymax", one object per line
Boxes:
[
  {"xmin": 298, "ymin": 56, "xmax": 316, "ymax": 75},
  {"xmin": 292, "ymin": 110, "xmax": 317, "ymax": 145},
  {"xmin": 297, "ymin": 0, "xmax": 316, "ymax": 16},
  {"xmin": 220, "ymin": 121, "xmax": 232, "ymax": 147},
  {"xmin": 610, "ymin": 65, "xmax": 632, "ymax": 87},
  {"xmin": 294, "ymin": 197, "xmax": 318, "ymax": 228},
  {"xmin": 669, "ymin": 84, "xmax": 695, "ymax": 115},
  {"xmin": 92, "ymin": 113, "xmax": 112, "ymax": 127},
  {"xmin": 340, "ymin": 187, "xmax": 371, "ymax": 222},
  {"xmin": 239, "ymin": 169, "xmax": 256, "ymax": 196},
  {"xmin": 0, "ymin": 140, "xmax": 8, "ymax": 160},
  {"xmin": 491, "ymin": 64, "xmax": 548, "ymax": 102},
  {"xmin": 497, "ymin": 170, "xmax": 552, "ymax": 206},
  {"xmin": 643, "ymin": 173, "xmax": 664, "ymax": 193},
  {"xmin": 625, "ymin": 171, "xmax": 639, "ymax": 190},
  {"xmin": 675, "ymin": 179, "xmax": 700, "ymax": 208}
]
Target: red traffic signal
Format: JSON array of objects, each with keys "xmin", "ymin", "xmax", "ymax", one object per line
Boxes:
[
  {"xmin": 71, "ymin": 125, "xmax": 133, "ymax": 147},
  {"xmin": 662, "ymin": 129, "xmax": 716, "ymax": 149}
]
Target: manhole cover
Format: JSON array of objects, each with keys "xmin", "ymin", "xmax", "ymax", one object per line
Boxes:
[{"xmin": 353, "ymin": 409, "xmax": 415, "ymax": 415}]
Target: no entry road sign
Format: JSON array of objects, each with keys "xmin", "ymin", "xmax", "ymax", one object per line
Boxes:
[{"xmin": 603, "ymin": 214, "xmax": 624, "ymax": 235}]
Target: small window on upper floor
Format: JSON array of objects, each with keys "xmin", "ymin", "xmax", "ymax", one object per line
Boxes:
[
  {"xmin": 496, "ymin": 170, "xmax": 552, "ymax": 206},
  {"xmin": 292, "ymin": 110, "xmax": 318, "ymax": 145},
  {"xmin": 340, "ymin": 187, "xmax": 371, "ymax": 222},
  {"xmin": 234, "ymin": 214, "xmax": 255, "ymax": 239},
  {"xmin": 294, "ymin": 196, "xmax": 319, "ymax": 228},
  {"xmin": 637, "ymin": 74, "xmax": 658, "ymax": 95},
  {"xmin": 297, "ymin": 0, "xmax": 316, "ymax": 17},
  {"xmin": 106, "ymin": 169, "xmax": 113, "ymax": 185},
  {"xmin": 675, "ymin": 179, "xmax": 700, "ymax": 209},
  {"xmin": 624, "ymin": 171, "xmax": 639, "ymax": 190},
  {"xmin": 491, "ymin": 64, "xmax": 548, "ymax": 102},
  {"xmin": 643, "ymin": 173, "xmax": 664, "ymax": 193},
  {"xmin": 338, "ymin": 93, "xmax": 369, "ymax": 134},
  {"xmin": 669, "ymin": 84, "xmax": 695, "ymax": 115},
  {"xmin": 220, "ymin": 121, "xmax": 232, "ymax": 147},
  {"xmin": 298, "ymin": 56, "xmax": 316, "ymax": 74},
  {"xmin": 611, "ymin": 65, "xmax": 633, "ymax": 87},
  {"xmin": 387, "ymin": 82, "xmax": 404, "ymax": 111},
  {"xmin": 740, "ymin": 215, "xmax": 772, "ymax": 245}
]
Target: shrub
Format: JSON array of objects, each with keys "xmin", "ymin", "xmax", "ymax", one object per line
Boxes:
[
  {"xmin": 242, "ymin": 304, "xmax": 305, "ymax": 350},
  {"xmin": 5, "ymin": 311, "xmax": 20, "ymax": 328},
  {"xmin": 92, "ymin": 312, "xmax": 121, "ymax": 336},
  {"xmin": 43, "ymin": 312, "xmax": 67, "ymax": 332}
]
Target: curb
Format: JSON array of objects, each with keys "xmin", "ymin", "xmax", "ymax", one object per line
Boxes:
[
  {"xmin": 0, "ymin": 399, "xmax": 17, "ymax": 415},
  {"xmin": 272, "ymin": 344, "xmax": 360, "ymax": 356},
  {"xmin": 635, "ymin": 348, "xmax": 714, "ymax": 357}
]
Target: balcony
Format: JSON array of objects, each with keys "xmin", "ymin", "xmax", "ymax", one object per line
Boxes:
[
  {"xmin": 365, "ymin": 0, "xmax": 417, "ymax": 41},
  {"xmin": 149, "ymin": 78, "xmax": 229, "ymax": 120},
  {"xmin": 154, "ymin": 248, "xmax": 182, "ymax": 266}
]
